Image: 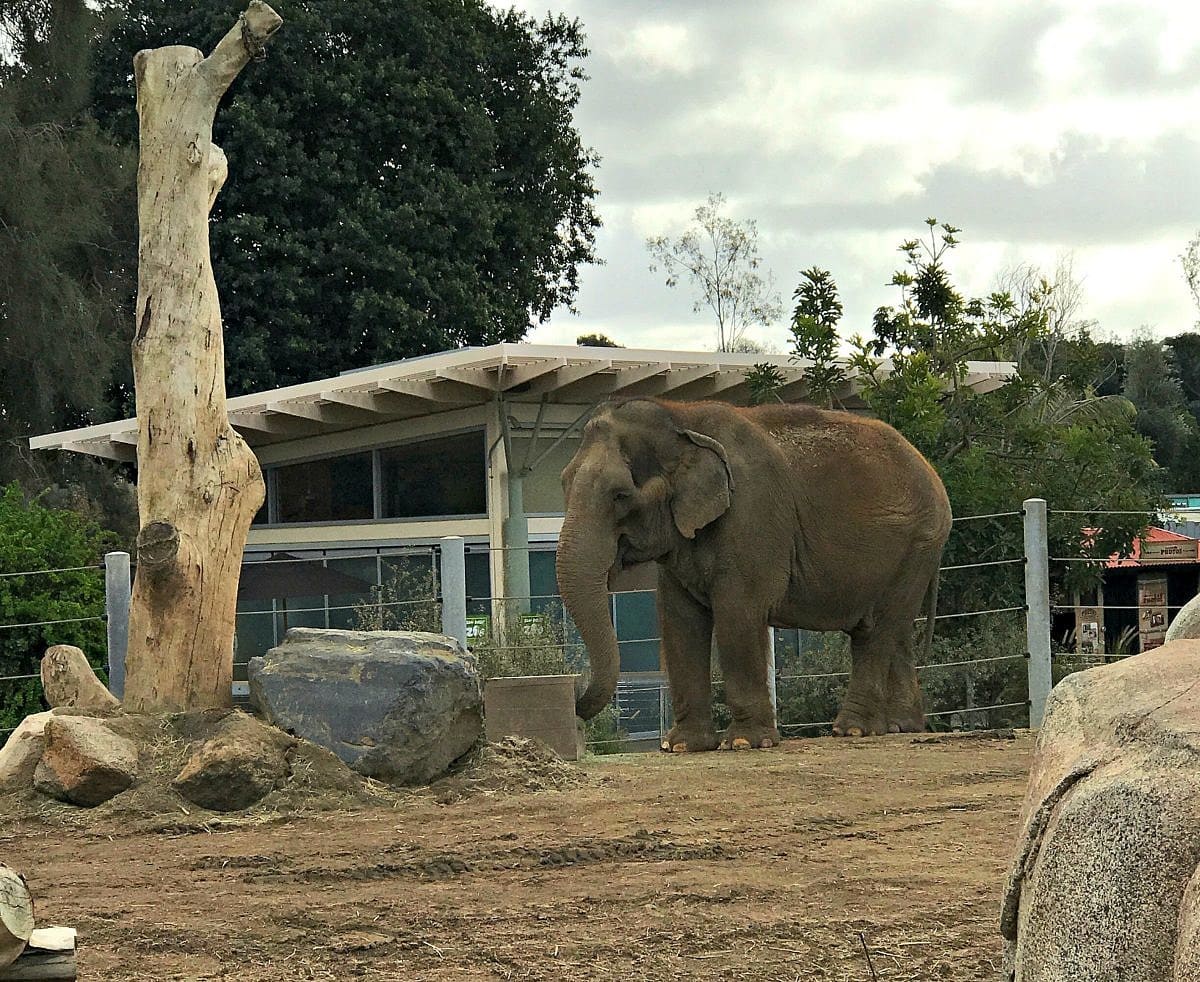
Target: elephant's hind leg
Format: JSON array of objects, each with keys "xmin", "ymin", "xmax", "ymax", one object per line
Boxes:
[
  {"xmin": 658, "ymin": 570, "xmax": 719, "ymax": 753},
  {"xmin": 835, "ymin": 620, "xmax": 906, "ymax": 737}
]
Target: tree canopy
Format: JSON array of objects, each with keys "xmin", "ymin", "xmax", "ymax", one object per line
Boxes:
[
  {"xmin": 0, "ymin": 0, "xmax": 134, "ymax": 481},
  {"xmin": 91, "ymin": 0, "xmax": 601, "ymax": 394},
  {"xmin": 772, "ymin": 221, "xmax": 1163, "ymax": 621}
]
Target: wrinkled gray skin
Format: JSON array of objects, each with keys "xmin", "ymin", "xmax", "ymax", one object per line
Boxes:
[{"xmin": 557, "ymin": 398, "xmax": 952, "ymax": 751}]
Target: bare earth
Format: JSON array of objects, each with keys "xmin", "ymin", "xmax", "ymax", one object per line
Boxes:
[{"xmin": 1, "ymin": 732, "xmax": 1032, "ymax": 981}]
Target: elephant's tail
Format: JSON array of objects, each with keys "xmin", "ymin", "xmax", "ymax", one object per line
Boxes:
[{"xmin": 920, "ymin": 567, "xmax": 940, "ymax": 661}]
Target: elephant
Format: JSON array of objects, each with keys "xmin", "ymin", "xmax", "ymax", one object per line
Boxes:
[{"xmin": 555, "ymin": 397, "xmax": 952, "ymax": 751}]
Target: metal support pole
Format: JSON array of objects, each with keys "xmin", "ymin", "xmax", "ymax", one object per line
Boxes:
[
  {"xmin": 767, "ymin": 627, "xmax": 777, "ymax": 724},
  {"xmin": 104, "ymin": 551, "xmax": 131, "ymax": 698},
  {"xmin": 1023, "ymin": 498, "xmax": 1053, "ymax": 728},
  {"xmin": 440, "ymin": 537, "xmax": 468, "ymax": 647}
]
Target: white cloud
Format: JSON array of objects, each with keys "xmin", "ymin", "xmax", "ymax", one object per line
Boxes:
[
  {"xmin": 613, "ymin": 22, "xmax": 702, "ymax": 75},
  {"xmin": 495, "ymin": 0, "xmax": 1200, "ymax": 347}
]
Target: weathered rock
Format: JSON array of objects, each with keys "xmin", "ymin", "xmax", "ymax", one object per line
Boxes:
[
  {"xmin": 1001, "ymin": 640, "xmax": 1200, "ymax": 980},
  {"xmin": 1166, "ymin": 593, "xmax": 1200, "ymax": 643},
  {"xmin": 33, "ymin": 715, "xmax": 139, "ymax": 807},
  {"xmin": 249, "ymin": 628, "xmax": 482, "ymax": 785},
  {"xmin": 39, "ymin": 645, "xmax": 120, "ymax": 713},
  {"xmin": 0, "ymin": 712, "xmax": 53, "ymax": 793},
  {"xmin": 173, "ymin": 711, "xmax": 295, "ymax": 812}
]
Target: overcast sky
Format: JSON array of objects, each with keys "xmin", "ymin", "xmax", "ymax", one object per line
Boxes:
[{"xmin": 500, "ymin": 0, "xmax": 1200, "ymax": 353}]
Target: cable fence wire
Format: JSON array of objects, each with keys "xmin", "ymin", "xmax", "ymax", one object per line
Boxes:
[{"xmin": 0, "ymin": 564, "xmax": 104, "ymax": 579}]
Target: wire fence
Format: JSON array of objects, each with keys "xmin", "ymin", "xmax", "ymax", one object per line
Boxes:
[{"xmin": 0, "ymin": 502, "xmax": 1189, "ymax": 751}]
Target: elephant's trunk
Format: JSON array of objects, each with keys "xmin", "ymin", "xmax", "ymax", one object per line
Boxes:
[{"xmin": 556, "ymin": 495, "xmax": 620, "ymax": 721}]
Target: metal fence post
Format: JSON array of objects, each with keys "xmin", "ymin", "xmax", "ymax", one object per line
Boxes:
[
  {"xmin": 1023, "ymin": 498, "xmax": 1052, "ymax": 728},
  {"xmin": 104, "ymin": 551, "xmax": 131, "ymax": 698},
  {"xmin": 440, "ymin": 537, "xmax": 467, "ymax": 647},
  {"xmin": 767, "ymin": 626, "xmax": 777, "ymax": 724}
]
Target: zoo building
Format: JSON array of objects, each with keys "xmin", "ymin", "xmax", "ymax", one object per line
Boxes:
[{"xmin": 32, "ymin": 342, "xmax": 1015, "ymax": 741}]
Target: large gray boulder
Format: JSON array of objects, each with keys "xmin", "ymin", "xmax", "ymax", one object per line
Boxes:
[
  {"xmin": 248, "ymin": 628, "xmax": 482, "ymax": 785},
  {"xmin": 1001, "ymin": 640, "xmax": 1200, "ymax": 980}
]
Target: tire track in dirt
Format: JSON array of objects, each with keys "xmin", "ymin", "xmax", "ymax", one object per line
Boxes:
[{"xmin": 216, "ymin": 829, "xmax": 739, "ymax": 885}]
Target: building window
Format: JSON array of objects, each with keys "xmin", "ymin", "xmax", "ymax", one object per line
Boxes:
[
  {"xmin": 380, "ymin": 431, "xmax": 486, "ymax": 519},
  {"xmin": 275, "ymin": 451, "xmax": 374, "ymax": 523}
]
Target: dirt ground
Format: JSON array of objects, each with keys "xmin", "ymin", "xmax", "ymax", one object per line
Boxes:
[{"xmin": 1, "ymin": 731, "xmax": 1032, "ymax": 981}]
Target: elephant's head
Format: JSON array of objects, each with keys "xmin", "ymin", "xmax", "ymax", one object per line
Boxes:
[{"xmin": 556, "ymin": 399, "xmax": 733, "ymax": 719}]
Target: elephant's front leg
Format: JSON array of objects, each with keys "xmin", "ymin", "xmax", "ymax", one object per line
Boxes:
[
  {"xmin": 658, "ymin": 569, "xmax": 719, "ymax": 753},
  {"xmin": 712, "ymin": 605, "xmax": 780, "ymax": 750}
]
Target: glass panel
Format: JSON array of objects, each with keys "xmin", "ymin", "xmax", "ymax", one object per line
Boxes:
[
  {"xmin": 275, "ymin": 452, "xmax": 373, "ymax": 523},
  {"xmin": 465, "ymin": 551, "xmax": 491, "ymax": 617},
  {"xmin": 234, "ymin": 596, "xmax": 276, "ymax": 675},
  {"xmin": 510, "ymin": 437, "xmax": 580, "ymax": 514},
  {"xmin": 326, "ymin": 556, "xmax": 380, "ymax": 630},
  {"xmin": 614, "ymin": 590, "xmax": 659, "ymax": 672},
  {"xmin": 528, "ymin": 550, "xmax": 559, "ymax": 612},
  {"xmin": 274, "ymin": 594, "xmax": 326, "ymax": 639},
  {"xmin": 380, "ymin": 431, "xmax": 486, "ymax": 518}
]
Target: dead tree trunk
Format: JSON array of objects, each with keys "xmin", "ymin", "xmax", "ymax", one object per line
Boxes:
[{"xmin": 123, "ymin": 2, "xmax": 281, "ymax": 713}]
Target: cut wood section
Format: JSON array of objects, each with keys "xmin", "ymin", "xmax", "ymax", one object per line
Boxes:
[
  {"xmin": 0, "ymin": 866, "xmax": 33, "ymax": 970},
  {"xmin": 122, "ymin": 2, "xmax": 282, "ymax": 713},
  {"xmin": 0, "ymin": 927, "xmax": 76, "ymax": 981}
]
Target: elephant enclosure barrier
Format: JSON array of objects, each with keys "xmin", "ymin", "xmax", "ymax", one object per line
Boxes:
[{"xmin": 0, "ymin": 498, "xmax": 1166, "ymax": 749}]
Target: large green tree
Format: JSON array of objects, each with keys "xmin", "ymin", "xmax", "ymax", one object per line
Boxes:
[
  {"xmin": 0, "ymin": 0, "xmax": 134, "ymax": 479},
  {"xmin": 1123, "ymin": 335, "xmax": 1200, "ymax": 492},
  {"xmin": 92, "ymin": 0, "xmax": 601, "ymax": 394}
]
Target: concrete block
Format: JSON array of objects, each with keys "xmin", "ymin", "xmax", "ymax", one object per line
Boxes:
[{"xmin": 484, "ymin": 675, "xmax": 583, "ymax": 761}]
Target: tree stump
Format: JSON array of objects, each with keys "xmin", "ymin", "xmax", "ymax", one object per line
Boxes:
[{"xmin": 123, "ymin": 2, "xmax": 281, "ymax": 713}]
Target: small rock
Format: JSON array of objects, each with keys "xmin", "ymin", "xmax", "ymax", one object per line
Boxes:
[
  {"xmin": 173, "ymin": 712, "xmax": 295, "ymax": 812},
  {"xmin": 0, "ymin": 713, "xmax": 53, "ymax": 793},
  {"xmin": 33, "ymin": 716, "xmax": 138, "ymax": 807},
  {"xmin": 249, "ymin": 628, "xmax": 483, "ymax": 785},
  {"xmin": 39, "ymin": 645, "xmax": 120, "ymax": 713}
]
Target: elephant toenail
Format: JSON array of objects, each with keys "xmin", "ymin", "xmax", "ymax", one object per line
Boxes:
[
  {"xmin": 731, "ymin": 738, "xmax": 751, "ymax": 750},
  {"xmin": 672, "ymin": 742, "xmax": 688, "ymax": 753},
  {"xmin": 888, "ymin": 723, "xmax": 900, "ymax": 734},
  {"xmin": 760, "ymin": 739, "xmax": 774, "ymax": 749},
  {"xmin": 847, "ymin": 726, "xmax": 864, "ymax": 737}
]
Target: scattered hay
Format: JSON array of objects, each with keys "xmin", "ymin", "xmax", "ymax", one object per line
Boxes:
[
  {"xmin": 429, "ymin": 736, "xmax": 588, "ymax": 800},
  {"xmin": 0, "ymin": 722, "xmax": 591, "ymax": 832},
  {"xmin": 0, "ymin": 710, "xmax": 401, "ymax": 834}
]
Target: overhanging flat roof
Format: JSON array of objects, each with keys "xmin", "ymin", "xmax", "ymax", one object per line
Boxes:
[{"xmin": 29, "ymin": 342, "xmax": 1016, "ymax": 462}]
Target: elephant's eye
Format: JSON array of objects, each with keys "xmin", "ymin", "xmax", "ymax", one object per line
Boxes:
[{"xmin": 612, "ymin": 488, "xmax": 634, "ymax": 503}]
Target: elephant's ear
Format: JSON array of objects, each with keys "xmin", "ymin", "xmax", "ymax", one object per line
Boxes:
[{"xmin": 670, "ymin": 429, "xmax": 734, "ymax": 539}]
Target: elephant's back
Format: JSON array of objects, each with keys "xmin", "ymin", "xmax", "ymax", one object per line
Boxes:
[{"xmin": 747, "ymin": 405, "xmax": 951, "ymax": 538}]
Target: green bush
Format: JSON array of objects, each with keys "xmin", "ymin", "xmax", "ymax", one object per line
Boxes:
[{"xmin": 0, "ymin": 484, "xmax": 115, "ymax": 732}]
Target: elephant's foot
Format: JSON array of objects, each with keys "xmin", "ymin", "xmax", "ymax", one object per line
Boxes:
[
  {"xmin": 888, "ymin": 711, "xmax": 926, "ymax": 734},
  {"xmin": 832, "ymin": 707, "xmax": 890, "ymax": 737},
  {"xmin": 719, "ymin": 722, "xmax": 780, "ymax": 751},
  {"xmin": 832, "ymin": 706, "xmax": 925, "ymax": 737},
  {"xmin": 660, "ymin": 724, "xmax": 719, "ymax": 754}
]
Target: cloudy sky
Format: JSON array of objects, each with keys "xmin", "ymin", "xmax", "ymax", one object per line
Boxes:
[{"xmin": 501, "ymin": 0, "xmax": 1200, "ymax": 353}]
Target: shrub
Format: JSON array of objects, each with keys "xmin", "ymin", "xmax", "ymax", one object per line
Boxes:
[{"xmin": 0, "ymin": 483, "xmax": 115, "ymax": 732}]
